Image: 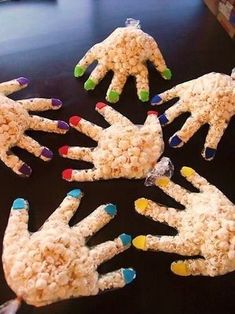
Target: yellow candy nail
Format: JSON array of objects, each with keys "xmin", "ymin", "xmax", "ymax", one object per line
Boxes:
[
  {"xmin": 155, "ymin": 176, "xmax": 170, "ymax": 187},
  {"xmin": 132, "ymin": 236, "xmax": 147, "ymax": 250},
  {"xmin": 135, "ymin": 198, "xmax": 148, "ymax": 213},
  {"xmin": 171, "ymin": 261, "xmax": 190, "ymax": 276},
  {"xmin": 181, "ymin": 166, "xmax": 195, "ymax": 177}
]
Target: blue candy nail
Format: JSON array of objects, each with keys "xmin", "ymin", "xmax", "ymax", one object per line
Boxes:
[
  {"xmin": 67, "ymin": 189, "xmax": 82, "ymax": 199},
  {"xmin": 151, "ymin": 94, "xmax": 162, "ymax": 105},
  {"xmin": 122, "ymin": 268, "xmax": 136, "ymax": 284},
  {"xmin": 159, "ymin": 114, "xmax": 169, "ymax": 125},
  {"xmin": 169, "ymin": 134, "xmax": 182, "ymax": 147},
  {"xmin": 104, "ymin": 204, "xmax": 117, "ymax": 217},
  {"xmin": 204, "ymin": 147, "xmax": 216, "ymax": 160},
  {"xmin": 119, "ymin": 233, "xmax": 132, "ymax": 246},
  {"xmin": 12, "ymin": 198, "xmax": 26, "ymax": 210}
]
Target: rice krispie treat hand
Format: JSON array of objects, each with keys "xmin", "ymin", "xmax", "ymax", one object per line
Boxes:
[
  {"xmin": 133, "ymin": 166, "xmax": 235, "ymax": 276},
  {"xmin": 2, "ymin": 189, "xmax": 135, "ymax": 310},
  {"xmin": 74, "ymin": 18, "xmax": 171, "ymax": 103},
  {"xmin": 151, "ymin": 70, "xmax": 235, "ymax": 160},
  {"xmin": 59, "ymin": 102, "xmax": 164, "ymax": 182},
  {"xmin": 0, "ymin": 77, "xmax": 69, "ymax": 176}
]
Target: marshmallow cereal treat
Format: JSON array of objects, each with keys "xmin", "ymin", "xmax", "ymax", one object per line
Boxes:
[
  {"xmin": 2, "ymin": 189, "xmax": 135, "ymax": 310},
  {"xmin": 59, "ymin": 102, "xmax": 164, "ymax": 182},
  {"xmin": 74, "ymin": 18, "xmax": 171, "ymax": 103},
  {"xmin": 133, "ymin": 166, "xmax": 235, "ymax": 277},
  {"xmin": 151, "ymin": 69, "xmax": 235, "ymax": 160},
  {"xmin": 0, "ymin": 77, "xmax": 69, "ymax": 176}
]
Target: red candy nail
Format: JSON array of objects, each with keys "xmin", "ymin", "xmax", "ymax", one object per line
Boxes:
[
  {"xmin": 96, "ymin": 102, "xmax": 107, "ymax": 110},
  {"xmin": 62, "ymin": 169, "xmax": 73, "ymax": 181},
  {"xmin": 59, "ymin": 145, "xmax": 69, "ymax": 156},
  {"xmin": 69, "ymin": 116, "xmax": 81, "ymax": 126},
  {"xmin": 147, "ymin": 111, "xmax": 158, "ymax": 116}
]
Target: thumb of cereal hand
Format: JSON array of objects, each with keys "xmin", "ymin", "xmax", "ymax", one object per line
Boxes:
[
  {"xmin": 151, "ymin": 70, "xmax": 235, "ymax": 160},
  {"xmin": 74, "ymin": 22, "xmax": 171, "ymax": 103},
  {"xmin": 2, "ymin": 190, "xmax": 135, "ymax": 307}
]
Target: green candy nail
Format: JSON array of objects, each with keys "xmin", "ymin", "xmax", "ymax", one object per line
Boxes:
[
  {"xmin": 74, "ymin": 65, "xmax": 85, "ymax": 77},
  {"xmin": 138, "ymin": 90, "xmax": 149, "ymax": 102},
  {"xmin": 161, "ymin": 68, "xmax": 172, "ymax": 80},
  {"xmin": 106, "ymin": 90, "xmax": 120, "ymax": 103},
  {"xmin": 84, "ymin": 78, "xmax": 96, "ymax": 91}
]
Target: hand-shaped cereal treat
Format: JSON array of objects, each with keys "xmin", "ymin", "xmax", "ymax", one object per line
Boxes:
[
  {"xmin": 151, "ymin": 70, "xmax": 235, "ymax": 160},
  {"xmin": 0, "ymin": 78, "xmax": 69, "ymax": 176},
  {"xmin": 2, "ymin": 189, "xmax": 135, "ymax": 310},
  {"xmin": 59, "ymin": 102, "xmax": 164, "ymax": 182},
  {"xmin": 74, "ymin": 19, "xmax": 171, "ymax": 103},
  {"xmin": 133, "ymin": 166, "xmax": 235, "ymax": 277}
]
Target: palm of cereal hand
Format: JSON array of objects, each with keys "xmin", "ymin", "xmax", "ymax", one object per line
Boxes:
[
  {"xmin": 2, "ymin": 189, "xmax": 135, "ymax": 307},
  {"xmin": 0, "ymin": 78, "xmax": 69, "ymax": 176},
  {"xmin": 133, "ymin": 167, "xmax": 235, "ymax": 276},
  {"xmin": 59, "ymin": 103, "xmax": 164, "ymax": 182},
  {"xmin": 151, "ymin": 70, "xmax": 235, "ymax": 160},
  {"xmin": 74, "ymin": 21, "xmax": 171, "ymax": 103}
]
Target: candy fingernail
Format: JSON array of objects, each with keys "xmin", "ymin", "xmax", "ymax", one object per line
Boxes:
[
  {"xmin": 155, "ymin": 176, "xmax": 170, "ymax": 187},
  {"xmin": 161, "ymin": 68, "xmax": 172, "ymax": 80},
  {"xmin": 69, "ymin": 116, "xmax": 82, "ymax": 126},
  {"xmin": 122, "ymin": 268, "xmax": 136, "ymax": 284},
  {"xmin": 58, "ymin": 120, "xmax": 69, "ymax": 130},
  {"xmin": 106, "ymin": 90, "xmax": 120, "ymax": 103},
  {"xmin": 51, "ymin": 98, "xmax": 62, "ymax": 108},
  {"xmin": 96, "ymin": 102, "xmax": 107, "ymax": 110},
  {"xmin": 159, "ymin": 114, "xmax": 169, "ymax": 125},
  {"xmin": 19, "ymin": 163, "xmax": 32, "ymax": 177},
  {"xmin": 59, "ymin": 145, "xmax": 69, "ymax": 156},
  {"xmin": 204, "ymin": 147, "xmax": 216, "ymax": 160},
  {"xmin": 151, "ymin": 94, "xmax": 162, "ymax": 105},
  {"xmin": 12, "ymin": 198, "xmax": 26, "ymax": 210},
  {"xmin": 132, "ymin": 236, "xmax": 147, "ymax": 250},
  {"xmin": 169, "ymin": 134, "xmax": 183, "ymax": 147},
  {"xmin": 147, "ymin": 111, "xmax": 158, "ymax": 116},
  {"xmin": 62, "ymin": 169, "xmax": 73, "ymax": 181},
  {"xmin": 181, "ymin": 166, "xmax": 195, "ymax": 177},
  {"xmin": 84, "ymin": 78, "xmax": 96, "ymax": 91},
  {"xmin": 67, "ymin": 189, "xmax": 82, "ymax": 199},
  {"xmin": 40, "ymin": 147, "xmax": 53, "ymax": 160},
  {"xmin": 171, "ymin": 261, "xmax": 190, "ymax": 276},
  {"xmin": 135, "ymin": 198, "xmax": 148, "ymax": 213},
  {"xmin": 119, "ymin": 233, "xmax": 132, "ymax": 246},
  {"xmin": 74, "ymin": 65, "xmax": 85, "ymax": 77},
  {"xmin": 104, "ymin": 204, "xmax": 117, "ymax": 217},
  {"xmin": 138, "ymin": 90, "xmax": 149, "ymax": 102},
  {"xmin": 16, "ymin": 77, "xmax": 30, "ymax": 86}
]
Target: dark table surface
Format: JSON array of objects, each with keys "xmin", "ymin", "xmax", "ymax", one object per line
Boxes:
[{"xmin": 0, "ymin": 0, "xmax": 235, "ymax": 313}]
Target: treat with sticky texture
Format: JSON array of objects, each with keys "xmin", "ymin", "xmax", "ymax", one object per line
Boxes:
[
  {"xmin": 151, "ymin": 70, "xmax": 235, "ymax": 160},
  {"xmin": 2, "ymin": 190, "xmax": 135, "ymax": 310},
  {"xmin": 133, "ymin": 166, "xmax": 235, "ymax": 277},
  {"xmin": 0, "ymin": 78, "xmax": 69, "ymax": 176},
  {"xmin": 74, "ymin": 18, "xmax": 171, "ymax": 103},
  {"xmin": 59, "ymin": 103, "xmax": 164, "ymax": 182}
]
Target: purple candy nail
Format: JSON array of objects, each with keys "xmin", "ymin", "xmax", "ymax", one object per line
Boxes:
[
  {"xmin": 52, "ymin": 98, "xmax": 62, "ymax": 108},
  {"xmin": 19, "ymin": 163, "xmax": 32, "ymax": 176},
  {"xmin": 41, "ymin": 148, "xmax": 53, "ymax": 159},
  {"xmin": 58, "ymin": 120, "xmax": 69, "ymax": 130},
  {"xmin": 16, "ymin": 77, "xmax": 30, "ymax": 86}
]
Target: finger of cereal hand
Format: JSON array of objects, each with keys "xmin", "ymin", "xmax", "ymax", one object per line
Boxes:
[
  {"xmin": 95, "ymin": 102, "xmax": 133, "ymax": 126},
  {"xmin": 73, "ymin": 204, "xmax": 117, "ymax": 237},
  {"xmin": 62, "ymin": 168, "xmax": 102, "ymax": 182},
  {"xmin": 158, "ymin": 101, "xmax": 188, "ymax": 126},
  {"xmin": 59, "ymin": 146, "xmax": 93, "ymax": 162},
  {"xmin": 85, "ymin": 64, "xmax": 108, "ymax": 90},
  {"xmin": 90, "ymin": 233, "xmax": 132, "ymax": 266},
  {"xmin": 69, "ymin": 115, "xmax": 103, "ymax": 141},
  {"xmin": 171, "ymin": 259, "xmax": 218, "ymax": 276},
  {"xmin": 135, "ymin": 66, "xmax": 149, "ymax": 102},
  {"xmin": 169, "ymin": 117, "xmax": 202, "ymax": 148},
  {"xmin": 202, "ymin": 121, "xmax": 228, "ymax": 161},
  {"xmin": 18, "ymin": 98, "xmax": 62, "ymax": 111},
  {"xmin": 43, "ymin": 189, "xmax": 83, "ymax": 227},
  {"xmin": 29, "ymin": 116, "xmax": 69, "ymax": 134},
  {"xmin": 0, "ymin": 151, "xmax": 32, "ymax": 177},
  {"xmin": 98, "ymin": 268, "xmax": 136, "ymax": 291},
  {"xmin": 180, "ymin": 166, "xmax": 213, "ymax": 192},
  {"xmin": 155, "ymin": 176, "xmax": 190, "ymax": 206},
  {"xmin": 135, "ymin": 198, "xmax": 181, "ymax": 228},
  {"xmin": 106, "ymin": 72, "xmax": 127, "ymax": 103},
  {"xmin": 17, "ymin": 135, "xmax": 53, "ymax": 161},
  {"xmin": 151, "ymin": 87, "xmax": 179, "ymax": 105},
  {"xmin": 0, "ymin": 77, "xmax": 29, "ymax": 96},
  {"xmin": 4, "ymin": 198, "xmax": 30, "ymax": 243}
]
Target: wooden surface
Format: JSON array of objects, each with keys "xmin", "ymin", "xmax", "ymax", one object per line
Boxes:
[{"xmin": 0, "ymin": 0, "xmax": 235, "ymax": 313}]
